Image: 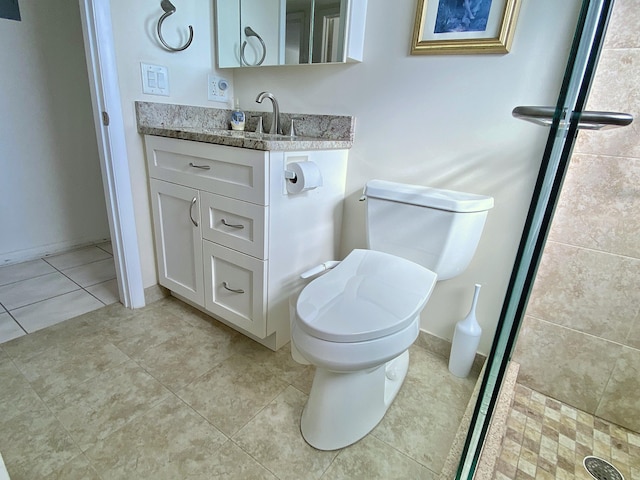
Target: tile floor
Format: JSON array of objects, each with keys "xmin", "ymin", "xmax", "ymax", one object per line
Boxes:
[
  {"xmin": 494, "ymin": 383, "xmax": 640, "ymax": 480},
  {"xmin": 0, "ymin": 296, "xmax": 479, "ymax": 479},
  {"xmin": 0, "ymin": 243, "xmax": 117, "ymax": 343}
]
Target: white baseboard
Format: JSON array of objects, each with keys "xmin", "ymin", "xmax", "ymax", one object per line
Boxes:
[{"xmin": 1, "ymin": 237, "xmax": 111, "ymax": 267}]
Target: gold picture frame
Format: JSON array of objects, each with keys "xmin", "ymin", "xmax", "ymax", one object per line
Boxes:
[{"xmin": 411, "ymin": 0, "xmax": 522, "ymax": 55}]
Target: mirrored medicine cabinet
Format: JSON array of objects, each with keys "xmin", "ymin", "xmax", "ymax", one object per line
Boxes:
[{"xmin": 215, "ymin": 0, "xmax": 366, "ymax": 68}]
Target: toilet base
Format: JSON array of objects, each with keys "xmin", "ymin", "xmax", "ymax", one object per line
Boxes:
[{"xmin": 300, "ymin": 350, "xmax": 410, "ymax": 451}]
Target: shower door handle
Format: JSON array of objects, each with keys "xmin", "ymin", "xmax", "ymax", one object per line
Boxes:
[{"xmin": 512, "ymin": 106, "xmax": 633, "ymax": 130}]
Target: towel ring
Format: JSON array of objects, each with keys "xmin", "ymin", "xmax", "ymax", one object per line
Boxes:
[
  {"xmin": 241, "ymin": 26, "xmax": 267, "ymax": 66},
  {"xmin": 157, "ymin": 0, "xmax": 194, "ymax": 52}
]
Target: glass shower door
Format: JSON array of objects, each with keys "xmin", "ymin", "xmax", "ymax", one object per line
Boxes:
[{"xmin": 456, "ymin": 0, "xmax": 633, "ymax": 477}]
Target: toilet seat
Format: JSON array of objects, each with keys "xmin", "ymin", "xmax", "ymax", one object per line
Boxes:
[{"xmin": 296, "ymin": 249, "xmax": 438, "ymax": 343}]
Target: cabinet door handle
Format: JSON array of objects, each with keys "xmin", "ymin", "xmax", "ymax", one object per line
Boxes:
[
  {"xmin": 189, "ymin": 197, "xmax": 198, "ymax": 227},
  {"xmin": 221, "ymin": 218, "xmax": 244, "ymax": 229},
  {"xmin": 223, "ymin": 281, "xmax": 245, "ymax": 294},
  {"xmin": 189, "ymin": 162, "xmax": 211, "ymax": 170}
]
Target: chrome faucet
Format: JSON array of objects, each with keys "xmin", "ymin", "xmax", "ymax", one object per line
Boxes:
[{"xmin": 255, "ymin": 91, "xmax": 282, "ymax": 135}]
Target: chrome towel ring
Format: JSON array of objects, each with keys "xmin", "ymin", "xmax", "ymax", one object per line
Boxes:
[
  {"xmin": 157, "ymin": 0, "xmax": 194, "ymax": 52},
  {"xmin": 241, "ymin": 26, "xmax": 267, "ymax": 66}
]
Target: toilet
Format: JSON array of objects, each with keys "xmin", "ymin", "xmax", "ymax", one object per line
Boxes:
[{"xmin": 292, "ymin": 179, "xmax": 494, "ymax": 450}]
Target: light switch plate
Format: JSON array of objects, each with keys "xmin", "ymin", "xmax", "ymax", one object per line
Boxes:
[
  {"xmin": 141, "ymin": 63, "xmax": 170, "ymax": 96},
  {"xmin": 208, "ymin": 74, "xmax": 230, "ymax": 103}
]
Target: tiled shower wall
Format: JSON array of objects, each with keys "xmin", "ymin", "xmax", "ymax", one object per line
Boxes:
[{"xmin": 513, "ymin": 0, "xmax": 640, "ymax": 433}]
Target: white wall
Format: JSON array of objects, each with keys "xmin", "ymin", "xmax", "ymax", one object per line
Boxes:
[
  {"xmin": 108, "ymin": 0, "xmax": 232, "ymax": 289},
  {"xmin": 108, "ymin": 0, "xmax": 582, "ymax": 354},
  {"xmin": 232, "ymin": 0, "xmax": 583, "ymax": 353},
  {"xmin": 0, "ymin": 0, "xmax": 109, "ymax": 265}
]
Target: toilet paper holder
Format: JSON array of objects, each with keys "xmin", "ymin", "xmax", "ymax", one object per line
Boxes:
[{"xmin": 284, "ymin": 169, "xmax": 297, "ymax": 181}]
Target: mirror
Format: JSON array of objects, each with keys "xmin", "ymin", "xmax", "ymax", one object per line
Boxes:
[{"xmin": 215, "ymin": 0, "xmax": 366, "ymax": 68}]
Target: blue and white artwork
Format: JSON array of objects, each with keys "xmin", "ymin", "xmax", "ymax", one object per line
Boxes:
[
  {"xmin": 434, "ymin": 0, "xmax": 493, "ymax": 33},
  {"xmin": 0, "ymin": 0, "xmax": 20, "ymax": 21}
]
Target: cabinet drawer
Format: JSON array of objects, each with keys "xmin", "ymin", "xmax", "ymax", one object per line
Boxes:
[
  {"xmin": 200, "ymin": 192, "xmax": 268, "ymax": 259},
  {"xmin": 145, "ymin": 136, "xmax": 268, "ymax": 204},
  {"xmin": 203, "ymin": 241, "xmax": 267, "ymax": 338}
]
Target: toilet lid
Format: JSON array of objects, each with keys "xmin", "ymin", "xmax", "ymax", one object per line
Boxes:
[{"xmin": 296, "ymin": 250, "xmax": 438, "ymax": 343}]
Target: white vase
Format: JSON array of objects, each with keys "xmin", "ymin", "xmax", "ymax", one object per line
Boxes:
[{"xmin": 448, "ymin": 284, "xmax": 482, "ymax": 378}]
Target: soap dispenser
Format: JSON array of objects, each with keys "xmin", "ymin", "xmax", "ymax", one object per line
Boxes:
[{"xmin": 230, "ymin": 98, "xmax": 246, "ymax": 131}]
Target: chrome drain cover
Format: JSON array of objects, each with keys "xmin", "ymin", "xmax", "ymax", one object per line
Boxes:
[{"xmin": 583, "ymin": 456, "xmax": 624, "ymax": 480}]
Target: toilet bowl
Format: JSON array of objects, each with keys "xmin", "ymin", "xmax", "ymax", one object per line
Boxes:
[
  {"xmin": 292, "ymin": 180, "xmax": 493, "ymax": 451},
  {"xmin": 293, "ymin": 249, "xmax": 437, "ymax": 450}
]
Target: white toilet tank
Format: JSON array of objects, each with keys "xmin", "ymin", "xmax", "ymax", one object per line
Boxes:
[{"xmin": 364, "ymin": 180, "xmax": 494, "ymax": 280}]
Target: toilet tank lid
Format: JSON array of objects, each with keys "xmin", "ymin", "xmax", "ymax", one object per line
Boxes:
[{"xmin": 365, "ymin": 180, "xmax": 494, "ymax": 213}]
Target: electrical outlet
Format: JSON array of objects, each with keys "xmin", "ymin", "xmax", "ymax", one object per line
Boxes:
[{"xmin": 208, "ymin": 74, "xmax": 230, "ymax": 102}]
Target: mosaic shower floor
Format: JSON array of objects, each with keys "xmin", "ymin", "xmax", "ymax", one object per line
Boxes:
[{"xmin": 494, "ymin": 383, "xmax": 640, "ymax": 480}]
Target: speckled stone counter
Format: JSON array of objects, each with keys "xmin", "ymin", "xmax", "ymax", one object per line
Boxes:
[{"xmin": 135, "ymin": 101, "xmax": 355, "ymax": 151}]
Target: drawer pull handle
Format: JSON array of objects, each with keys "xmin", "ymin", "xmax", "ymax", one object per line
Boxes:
[
  {"xmin": 189, "ymin": 162, "xmax": 211, "ymax": 170},
  {"xmin": 223, "ymin": 282, "xmax": 245, "ymax": 294},
  {"xmin": 189, "ymin": 197, "xmax": 198, "ymax": 227},
  {"xmin": 221, "ymin": 218, "xmax": 244, "ymax": 229}
]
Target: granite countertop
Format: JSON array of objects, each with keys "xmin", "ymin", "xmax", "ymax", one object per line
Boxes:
[{"xmin": 135, "ymin": 102, "xmax": 355, "ymax": 151}]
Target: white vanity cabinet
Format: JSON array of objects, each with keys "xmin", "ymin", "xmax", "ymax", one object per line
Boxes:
[{"xmin": 145, "ymin": 135, "xmax": 347, "ymax": 350}]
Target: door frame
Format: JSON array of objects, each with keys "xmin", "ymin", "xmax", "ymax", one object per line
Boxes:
[{"xmin": 78, "ymin": 0, "xmax": 145, "ymax": 308}]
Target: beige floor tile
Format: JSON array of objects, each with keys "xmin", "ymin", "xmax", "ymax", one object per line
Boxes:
[
  {"xmin": 44, "ymin": 246, "xmax": 112, "ymax": 271},
  {"xmin": 135, "ymin": 321, "xmax": 238, "ymax": 391},
  {"xmin": 0, "ymin": 295, "xmax": 480, "ymax": 478},
  {"xmin": 48, "ymin": 360, "xmax": 171, "ymax": 451},
  {"xmin": 372, "ymin": 377, "xmax": 465, "ymax": 473},
  {"xmin": 0, "ymin": 272, "xmax": 80, "ymax": 310},
  {"xmin": 0, "ymin": 405, "xmax": 82, "ymax": 479},
  {"xmin": 0, "ymin": 309, "xmax": 104, "ymax": 364},
  {"xmin": 0, "ymin": 258, "xmax": 56, "ymax": 286},
  {"xmin": 404, "ymin": 345, "xmax": 478, "ymax": 404},
  {"xmin": 62, "ymin": 258, "xmax": 116, "ymax": 287},
  {"xmin": 97, "ymin": 300, "xmax": 203, "ymax": 357},
  {"xmin": 42, "ymin": 454, "xmax": 102, "ymax": 480},
  {"xmin": 0, "ymin": 352, "xmax": 46, "ymax": 424},
  {"xmin": 321, "ymin": 435, "xmax": 438, "ymax": 480},
  {"xmin": 234, "ymin": 385, "xmax": 338, "ymax": 480},
  {"xmin": 12, "ymin": 330, "xmax": 130, "ymax": 400},
  {"xmin": 371, "ymin": 346, "xmax": 473, "ymax": 473},
  {"xmin": 85, "ymin": 396, "xmax": 227, "ymax": 479},
  {"xmin": 177, "ymin": 353, "xmax": 288, "ymax": 436},
  {"xmin": 0, "ymin": 311, "xmax": 25, "ymax": 343},
  {"xmin": 233, "ymin": 336, "xmax": 315, "ymax": 387},
  {"xmin": 11, "ymin": 289, "xmax": 105, "ymax": 334}
]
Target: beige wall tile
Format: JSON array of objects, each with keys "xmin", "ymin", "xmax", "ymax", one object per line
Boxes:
[
  {"xmin": 596, "ymin": 346, "xmax": 640, "ymax": 432},
  {"xmin": 527, "ymin": 242, "xmax": 640, "ymax": 344},
  {"xmin": 575, "ymin": 49, "xmax": 640, "ymax": 158},
  {"xmin": 604, "ymin": 0, "xmax": 640, "ymax": 49},
  {"xmin": 549, "ymin": 154, "xmax": 640, "ymax": 258},
  {"xmin": 513, "ymin": 316, "xmax": 622, "ymax": 414}
]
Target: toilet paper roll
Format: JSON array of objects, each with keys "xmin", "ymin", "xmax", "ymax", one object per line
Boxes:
[{"xmin": 286, "ymin": 161, "xmax": 323, "ymax": 194}]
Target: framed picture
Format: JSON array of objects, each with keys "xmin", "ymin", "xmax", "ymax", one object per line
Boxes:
[
  {"xmin": 411, "ymin": 0, "xmax": 521, "ymax": 55},
  {"xmin": 0, "ymin": 0, "xmax": 21, "ymax": 21}
]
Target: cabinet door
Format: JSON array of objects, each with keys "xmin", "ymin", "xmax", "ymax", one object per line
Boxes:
[
  {"xmin": 150, "ymin": 179, "xmax": 204, "ymax": 305},
  {"xmin": 203, "ymin": 241, "xmax": 267, "ymax": 338}
]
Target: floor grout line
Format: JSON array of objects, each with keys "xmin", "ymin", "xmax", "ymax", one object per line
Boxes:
[{"xmin": 0, "ymin": 244, "xmax": 116, "ymax": 344}]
